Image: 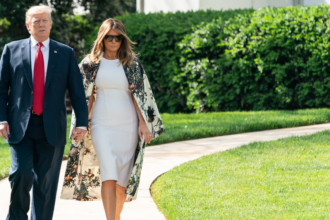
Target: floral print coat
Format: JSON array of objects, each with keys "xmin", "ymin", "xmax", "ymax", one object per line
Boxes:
[{"xmin": 60, "ymin": 54, "xmax": 165, "ymax": 202}]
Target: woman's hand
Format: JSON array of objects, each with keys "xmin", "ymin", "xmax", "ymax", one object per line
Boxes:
[
  {"xmin": 138, "ymin": 121, "xmax": 153, "ymax": 144},
  {"xmin": 72, "ymin": 127, "xmax": 87, "ymax": 143},
  {"xmin": 130, "ymin": 91, "xmax": 153, "ymax": 144}
]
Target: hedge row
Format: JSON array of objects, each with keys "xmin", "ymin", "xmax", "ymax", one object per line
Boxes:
[
  {"xmin": 179, "ymin": 5, "xmax": 330, "ymax": 111},
  {"xmin": 84, "ymin": 9, "xmax": 254, "ymax": 113}
]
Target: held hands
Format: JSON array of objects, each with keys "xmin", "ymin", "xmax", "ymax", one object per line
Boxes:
[
  {"xmin": 138, "ymin": 121, "xmax": 153, "ymax": 144},
  {"xmin": 72, "ymin": 127, "xmax": 87, "ymax": 143},
  {"xmin": 0, "ymin": 123, "xmax": 10, "ymax": 140}
]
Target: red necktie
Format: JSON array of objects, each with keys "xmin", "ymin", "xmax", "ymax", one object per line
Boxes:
[{"xmin": 32, "ymin": 42, "xmax": 45, "ymax": 115}]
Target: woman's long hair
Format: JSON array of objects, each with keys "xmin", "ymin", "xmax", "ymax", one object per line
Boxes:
[{"xmin": 87, "ymin": 18, "xmax": 136, "ymax": 67}]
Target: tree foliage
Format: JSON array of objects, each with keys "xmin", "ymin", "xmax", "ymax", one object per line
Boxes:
[
  {"xmin": 79, "ymin": 0, "xmax": 135, "ymax": 23},
  {"xmin": 0, "ymin": 0, "xmax": 41, "ymax": 45},
  {"xmin": 0, "ymin": 0, "xmax": 135, "ymax": 57}
]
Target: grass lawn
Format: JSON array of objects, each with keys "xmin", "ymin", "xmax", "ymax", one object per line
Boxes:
[
  {"xmin": 0, "ymin": 138, "xmax": 10, "ymax": 180},
  {"xmin": 0, "ymin": 108, "xmax": 330, "ymax": 180},
  {"xmin": 152, "ymin": 108, "xmax": 330, "ymax": 145},
  {"xmin": 151, "ymin": 130, "xmax": 330, "ymax": 219}
]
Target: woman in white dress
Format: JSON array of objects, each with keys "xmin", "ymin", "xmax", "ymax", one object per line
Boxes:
[
  {"xmin": 60, "ymin": 18, "xmax": 165, "ymax": 219},
  {"xmin": 89, "ymin": 19, "xmax": 154, "ymax": 220}
]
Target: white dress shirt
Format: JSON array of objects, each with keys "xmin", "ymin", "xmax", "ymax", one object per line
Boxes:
[{"xmin": 1, "ymin": 36, "xmax": 86, "ymax": 131}]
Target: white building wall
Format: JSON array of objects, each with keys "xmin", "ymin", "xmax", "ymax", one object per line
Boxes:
[
  {"xmin": 268, "ymin": 0, "xmax": 292, "ymax": 7},
  {"xmin": 199, "ymin": 0, "xmax": 294, "ymax": 10},
  {"xmin": 304, "ymin": 0, "xmax": 330, "ymax": 5},
  {"xmin": 138, "ymin": 0, "xmax": 199, "ymax": 13},
  {"xmin": 199, "ymin": 0, "xmax": 252, "ymax": 10},
  {"xmin": 137, "ymin": 0, "xmax": 330, "ymax": 13},
  {"xmin": 253, "ymin": 0, "xmax": 269, "ymax": 9}
]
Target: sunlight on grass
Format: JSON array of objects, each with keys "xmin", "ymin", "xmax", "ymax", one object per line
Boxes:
[
  {"xmin": 0, "ymin": 109, "xmax": 330, "ymax": 180},
  {"xmin": 0, "ymin": 138, "xmax": 10, "ymax": 179},
  {"xmin": 151, "ymin": 130, "xmax": 330, "ymax": 219},
  {"xmin": 151, "ymin": 108, "xmax": 330, "ymax": 145}
]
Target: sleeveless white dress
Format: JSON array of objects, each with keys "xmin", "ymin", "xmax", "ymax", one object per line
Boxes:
[{"xmin": 91, "ymin": 57, "xmax": 138, "ymax": 187}]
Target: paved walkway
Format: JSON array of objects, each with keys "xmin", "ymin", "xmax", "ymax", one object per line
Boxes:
[{"xmin": 1, "ymin": 123, "xmax": 330, "ymax": 219}]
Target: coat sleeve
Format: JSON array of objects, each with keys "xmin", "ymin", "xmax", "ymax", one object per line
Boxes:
[
  {"xmin": 135, "ymin": 59, "xmax": 165, "ymax": 138},
  {"xmin": 67, "ymin": 49, "xmax": 88, "ymax": 128},
  {"xmin": 0, "ymin": 45, "xmax": 10, "ymax": 122}
]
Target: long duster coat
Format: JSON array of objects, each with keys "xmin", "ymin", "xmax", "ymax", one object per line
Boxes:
[{"xmin": 60, "ymin": 54, "xmax": 165, "ymax": 202}]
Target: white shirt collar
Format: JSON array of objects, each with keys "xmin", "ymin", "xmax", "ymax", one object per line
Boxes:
[{"xmin": 30, "ymin": 35, "xmax": 50, "ymax": 49}]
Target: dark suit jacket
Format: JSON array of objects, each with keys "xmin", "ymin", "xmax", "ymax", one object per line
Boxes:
[{"xmin": 0, "ymin": 38, "xmax": 88, "ymax": 146}]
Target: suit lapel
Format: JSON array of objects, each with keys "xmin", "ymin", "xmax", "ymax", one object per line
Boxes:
[
  {"xmin": 21, "ymin": 39, "xmax": 33, "ymax": 89},
  {"xmin": 45, "ymin": 39, "xmax": 59, "ymax": 92}
]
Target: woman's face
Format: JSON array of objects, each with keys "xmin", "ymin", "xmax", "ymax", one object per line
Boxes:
[{"xmin": 103, "ymin": 29, "xmax": 122, "ymax": 54}]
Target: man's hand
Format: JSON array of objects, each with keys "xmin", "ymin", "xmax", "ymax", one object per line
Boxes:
[
  {"xmin": 72, "ymin": 127, "xmax": 87, "ymax": 143},
  {"xmin": 0, "ymin": 123, "xmax": 10, "ymax": 140}
]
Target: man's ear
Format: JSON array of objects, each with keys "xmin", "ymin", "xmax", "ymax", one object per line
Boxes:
[{"xmin": 26, "ymin": 23, "xmax": 30, "ymax": 32}]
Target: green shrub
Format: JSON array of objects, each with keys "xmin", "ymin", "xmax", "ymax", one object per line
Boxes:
[
  {"xmin": 0, "ymin": 18, "xmax": 12, "ymax": 52},
  {"xmin": 179, "ymin": 5, "xmax": 330, "ymax": 111},
  {"xmin": 84, "ymin": 9, "xmax": 255, "ymax": 113}
]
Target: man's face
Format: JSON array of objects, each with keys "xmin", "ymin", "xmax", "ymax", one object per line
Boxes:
[{"xmin": 26, "ymin": 13, "xmax": 52, "ymax": 41}]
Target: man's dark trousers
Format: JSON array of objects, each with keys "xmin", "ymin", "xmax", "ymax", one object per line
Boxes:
[{"xmin": 6, "ymin": 113, "xmax": 64, "ymax": 220}]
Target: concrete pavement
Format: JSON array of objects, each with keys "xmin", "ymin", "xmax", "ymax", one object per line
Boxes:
[{"xmin": 1, "ymin": 123, "xmax": 330, "ymax": 219}]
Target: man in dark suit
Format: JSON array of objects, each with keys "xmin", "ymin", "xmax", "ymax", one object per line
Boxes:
[{"xmin": 0, "ymin": 5, "xmax": 88, "ymax": 220}]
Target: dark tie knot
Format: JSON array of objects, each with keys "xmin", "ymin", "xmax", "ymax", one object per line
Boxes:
[{"xmin": 37, "ymin": 42, "xmax": 43, "ymax": 47}]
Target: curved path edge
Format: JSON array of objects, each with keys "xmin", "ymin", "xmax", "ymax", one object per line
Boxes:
[{"xmin": 1, "ymin": 123, "xmax": 330, "ymax": 219}]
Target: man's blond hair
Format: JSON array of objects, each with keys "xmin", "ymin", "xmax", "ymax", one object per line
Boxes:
[{"xmin": 25, "ymin": 5, "xmax": 53, "ymax": 24}]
